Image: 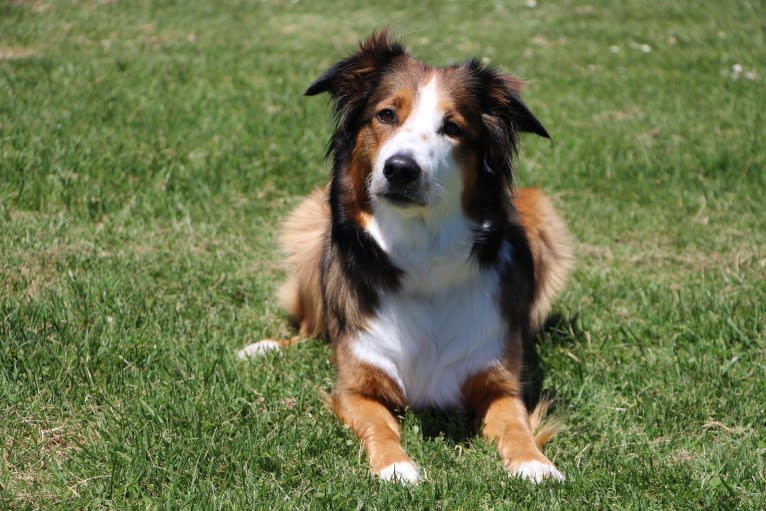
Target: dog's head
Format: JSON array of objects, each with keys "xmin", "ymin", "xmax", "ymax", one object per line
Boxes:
[{"xmin": 307, "ymin": 30, "xmax": 548, "ymax": 224}]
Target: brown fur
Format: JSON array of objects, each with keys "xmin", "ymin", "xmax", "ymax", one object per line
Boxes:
[
  {"xmin": 253, "ymin": 31, "xmax": 573, "ymax": 483},
  {"xmin": 278, "ymin": 186, "xmax": 572, "ymax": 339},
  {"xmin": 326, "ymin": 339, "xmax": 413, "ymax": 474},
  {"xmin": 460, "ymin": 330, "xmax": 559, "ymax": 466},
  {"xmin": 275, "ymin": 185, "xmax": 571, "ymax": 480},
  {"xmin": 276, "ymin": 187, "xmax": 328, "ymax": 338},
  {"xmin": 332, "ymin": 384, "xmax": 412, "ymax": 474},
  {"xmin": 277, "ymin": 186, "xmax": 383, "ymax": 343},
  {"xmin": 513, "ymin": 188, "xmax": 574, "ymax": 331}
]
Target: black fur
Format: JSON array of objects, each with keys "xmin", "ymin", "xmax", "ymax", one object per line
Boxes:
[
  {"xmin": 306, "ymin": 30, "xmax": 406, "ymax": 166},
  {"xmin": 308, "ymin": 31, "xmax": 546, "ymax": 378},
  {"xmin": 465, "ymin": 59, "xmax": 549, "ymax": 188},
  {"xmin": 308, "ymin": 31, "xmax": 407, "ymax": 336}
]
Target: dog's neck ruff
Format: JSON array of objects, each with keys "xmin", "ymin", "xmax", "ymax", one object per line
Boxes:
[
  {"xmin": 365, "ymin": 200, "xmax": 483, "ymax": 294},
  {"xmin": 355, "ymin": 204, "xmax": 511, "ymax": 409}
]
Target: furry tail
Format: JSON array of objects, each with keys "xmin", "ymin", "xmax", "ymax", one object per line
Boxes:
[
  {"xmin": 529, "ymin": 398, "xmax": 562, "ymax": 448},
  {"xmin": 513, "ymin": 188, "xmax": 574, "ymax": 332}
]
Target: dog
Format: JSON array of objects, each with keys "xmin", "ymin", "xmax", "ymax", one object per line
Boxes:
[{"xmin": 239, "ymin": 30, "xmax": 573, "ymax": 484}]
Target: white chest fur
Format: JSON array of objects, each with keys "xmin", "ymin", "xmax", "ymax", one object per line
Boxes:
[
  {"xmin": 353, "ymin": 206, "xmax": 508, "ymax": 409},
  {"xmin": 351, "ymin": 268, "xmax": 506, "ymax": 408}
]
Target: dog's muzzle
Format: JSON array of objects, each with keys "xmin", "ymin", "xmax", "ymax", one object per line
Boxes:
[{"xmin": 379, "ymin": 154, "xmax": 424, "ymax": 206}]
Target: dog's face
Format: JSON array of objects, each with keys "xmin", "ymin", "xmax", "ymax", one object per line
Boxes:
[
  {"xmin": 307, "ymin": 31, "xmax": 549, "ymax": 223},
  {"xmin": 367, "ymin": 71, "xmax": 459, "ymax": 210}
]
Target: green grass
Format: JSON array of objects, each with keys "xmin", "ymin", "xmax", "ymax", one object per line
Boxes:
[{"xmin": 1, "ymin": 1, "xmax": 764, "ymax": 509}]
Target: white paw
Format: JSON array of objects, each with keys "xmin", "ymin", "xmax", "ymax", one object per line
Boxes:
[
  {"xmin": 377, "ymin": 461, "xmax": 422, "ymax": 484},
  {"xmin": 512, "ymin": 460, "xmax": 565, "ymax": 483},
  {"xmin": 236, "ymin": 340, "xmax": 280, "ymax": 359}
]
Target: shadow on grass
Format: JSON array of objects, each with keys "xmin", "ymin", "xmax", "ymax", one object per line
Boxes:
[
  {"xmin": 539, "ymin": 311, "xmax": 586, "ymax": 348},
  {"xmin": 415, "ymin": 408, "xmax": 478, "ymax": 444}
]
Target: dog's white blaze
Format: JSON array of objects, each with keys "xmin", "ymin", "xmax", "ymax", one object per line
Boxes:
[
  {"xmin": 357, "ymin": 74, "xmax": 512, "ymax": 408},
  {"xmin": 366, "ymin": 73, "xmax": 479, "ymax": 292},
  {"xmin": 370, "ymin": 75, "xmax": 462, "ymax": 213}
]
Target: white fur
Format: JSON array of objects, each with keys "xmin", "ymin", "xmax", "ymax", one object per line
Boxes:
[
  {"xmin": 355, "ymin": 74, "xmax": 512, "ymax": 409},
  {"xmin": 351, "ymin": 264, "xmax": 506, "ymax": 408},
  {"xmin": 369, "ymin": 76, "xmax": 462, "ymax": 212},
  {"xmin": 236, "ymin": 340, "xmax": 280, "ymax": 359},
  {"xmin": 512, "ymin": 460, "xmax": 565, "ymax": 483},
  {"xmin": 378, "ymin": 461, "xmax": 422, "ymax": 484}
]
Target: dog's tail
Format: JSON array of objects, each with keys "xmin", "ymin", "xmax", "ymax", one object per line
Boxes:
[
  {"xmin": 529, "ymin": 398, "xmax": 562, "ymax": 448},
  {"xmin": 512, "ymin": 188, "xmax": 574, "ymax": 333}
]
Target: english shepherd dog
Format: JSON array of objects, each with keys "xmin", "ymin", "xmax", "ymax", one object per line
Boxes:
[{"xmin": 239, "ymin": 30, "xmax": 573, "ymax": 484}]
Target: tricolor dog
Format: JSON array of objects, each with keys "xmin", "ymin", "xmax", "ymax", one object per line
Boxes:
[{"xmin": 239, "ymin": 31, "xmax": 573, "ymax": 484}]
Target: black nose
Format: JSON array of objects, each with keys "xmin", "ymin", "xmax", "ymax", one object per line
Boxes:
[{"xmin": 383, "ymin": 154, "xmax": 421, "ymax": 187}]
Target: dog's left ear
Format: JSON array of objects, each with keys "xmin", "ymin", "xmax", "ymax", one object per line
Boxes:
[
  {"xmin": 305, "ymin": 30, "xmax": 405, "ymax": 97},
  {"xmin": 466, "ymin": 60, "xmax": 549, "ymax": 184},
  {"xmin": 486, "ymin": 72, "xmax": 550, "ymax": 139},
  {"xmin": 305, "ymin": 30, "xmax": 406, "ymax": 127}
]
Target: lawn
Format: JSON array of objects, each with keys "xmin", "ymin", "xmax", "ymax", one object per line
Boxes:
[{"xmin": 1, "ymin": 1, "xmax": 764, "ymax": 509}]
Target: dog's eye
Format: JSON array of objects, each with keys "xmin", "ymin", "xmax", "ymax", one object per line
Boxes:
[
  {"xmin": 442, "ymin": 120, "xmax": 463, "ymax": 138},
  {"xmin": 376, "ymin": 108, "xmax": 396, "ymax": 124}
]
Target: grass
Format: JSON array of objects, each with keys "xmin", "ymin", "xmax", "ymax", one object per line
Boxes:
[{"xmin": 1, "ymin": 0, "xmax": 764, "ymax": 509}]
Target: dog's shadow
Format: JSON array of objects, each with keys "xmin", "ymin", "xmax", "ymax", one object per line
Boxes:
[
  {"xmin": 413, "ymin": 311, "xmax": 583, "ymax": 443},
  {"xmin": 414, "ymin": 408, "xmax": 478, "ymax": 444},
  {"xmin": 538, "ymin": 311, "xmax": 585, "ymax": 349}
]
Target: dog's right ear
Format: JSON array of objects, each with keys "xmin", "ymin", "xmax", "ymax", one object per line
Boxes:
[{"xmin": 305, "ymin": 30, "xmax": 406, "ymax": 109}]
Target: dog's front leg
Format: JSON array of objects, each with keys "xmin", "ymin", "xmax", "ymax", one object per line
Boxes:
[
  {"xmin": 332, "ymin": 389, "xmax": 421, "ymax": 484},
  {"xmin": 463, "ymin": 366, "xmax": 564, "ymax": 483}
]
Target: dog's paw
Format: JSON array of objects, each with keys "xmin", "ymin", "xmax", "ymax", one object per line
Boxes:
[
  {"xmin": 377, "ymin": 461, "xmax": 422, "ymax": 484},
  {"xmin": 236, "ymin": 340, "xmax": 280, "ymax": 359},
  {"xmin": 510, "ymin": 460, "xmax": 565, "ymax": 484}
]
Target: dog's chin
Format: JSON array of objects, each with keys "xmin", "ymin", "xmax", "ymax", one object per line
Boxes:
[{"xmin": 376, "ymin": 191, "xmax": 427, "ymax": 208}]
